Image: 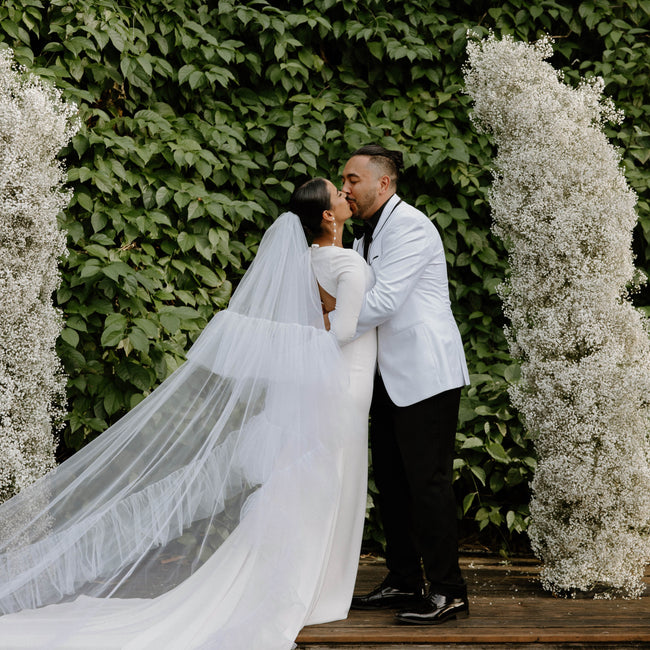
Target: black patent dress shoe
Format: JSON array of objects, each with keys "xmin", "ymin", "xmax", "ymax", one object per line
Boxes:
[
  {"xmin": 395, "ymin": 592, "xmax": 469, "ymax": 624},
  {"xmin": 351, "ymin": 582, "xmax": 426, "ymax": 610}
]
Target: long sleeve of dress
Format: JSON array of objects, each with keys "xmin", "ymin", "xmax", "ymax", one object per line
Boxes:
[{"xmin": 310, "ymin": 247, "xmax": 368, "ymax": 347}]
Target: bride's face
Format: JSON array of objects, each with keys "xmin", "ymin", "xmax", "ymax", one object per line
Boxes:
[{"xmin": 325, "ymin": 179, "xmax": 352, "ymax": 224}]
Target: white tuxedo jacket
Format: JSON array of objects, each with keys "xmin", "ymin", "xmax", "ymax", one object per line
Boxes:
[{"xmin": 350, "ymin": 194, "xmax": 469, "ymax": 407}]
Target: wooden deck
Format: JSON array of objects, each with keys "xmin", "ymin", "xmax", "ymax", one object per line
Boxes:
[{"xmin": 296, "ymin": 555, "xmax": 650, "ymax": 649}]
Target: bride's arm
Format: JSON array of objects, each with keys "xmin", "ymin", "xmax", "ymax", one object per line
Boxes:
[{"xmin": 327, "ymin": 252, "xmax": 367, "ymax": 345}]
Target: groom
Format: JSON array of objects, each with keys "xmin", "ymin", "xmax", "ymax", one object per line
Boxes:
[{"xmin": 335, "ymin": 144, "xmax": 470, "ymax": 624}]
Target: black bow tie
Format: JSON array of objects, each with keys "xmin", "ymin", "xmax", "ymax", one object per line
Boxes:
[
  {"xmin": 359, "ymin": 220, "xmax": 378, "ymax": 261},
  {"xmin": 352, "ymin": 220, "xmax": 376, "ymax": 241}
]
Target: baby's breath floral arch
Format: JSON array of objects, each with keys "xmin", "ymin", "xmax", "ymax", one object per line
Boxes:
[
  {"xmin": 464, "ymin": 33, "xmax": 650, "ymax": 598},
  {"xmin": 0, "ymin": 49, "xmax": 78, "ymax": 503}
]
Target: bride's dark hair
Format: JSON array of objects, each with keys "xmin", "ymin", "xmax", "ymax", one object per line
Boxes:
[{"xmin": 289, "ymin": 177, "xmax": 331, "ymax": 239}]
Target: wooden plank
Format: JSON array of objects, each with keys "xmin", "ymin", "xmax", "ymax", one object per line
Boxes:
[
  {"xmin": 296, "ymin": 556, "xmax": 650, "ymax": 647},
  {"xmin": 299, "ymin": 645, "xmax": 649, "ymax": 650}
]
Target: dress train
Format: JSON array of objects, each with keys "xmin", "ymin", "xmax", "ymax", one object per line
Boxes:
[{"xmin": 0, "ymin": 214, "xmax": 377, "ymax": 649}]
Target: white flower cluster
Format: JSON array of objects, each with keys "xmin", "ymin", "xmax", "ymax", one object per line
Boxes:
[
  {"xmin": 0, "ymin": 49, "xmax": 78, "ymax": 503},
  {"xmin": 464, "ymin": 34, "xmax": 650, "ymax": 597}
]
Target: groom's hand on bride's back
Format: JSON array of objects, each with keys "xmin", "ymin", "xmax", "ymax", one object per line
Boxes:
[{"xmin": 323, "ymin": 310, "xmax": 331, "ymax": 331}]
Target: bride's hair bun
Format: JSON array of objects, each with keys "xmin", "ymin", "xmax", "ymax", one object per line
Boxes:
[{"xmin": 289, "ymin": 177, "xmax": 330, "ymax": 239}]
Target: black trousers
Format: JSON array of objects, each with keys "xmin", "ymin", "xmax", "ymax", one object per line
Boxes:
[{"xmin": 369, "ymin": 374, "xmax": 466, "ymax": 598}]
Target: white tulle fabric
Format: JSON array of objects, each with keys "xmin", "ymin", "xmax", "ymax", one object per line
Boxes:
[{"xmin": 0, "ymin": 212, "xmax": 374, "ymax": 649}]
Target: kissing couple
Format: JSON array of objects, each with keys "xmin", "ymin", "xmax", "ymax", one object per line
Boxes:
[{"xmin": 0, "ymin": 145, "xmax": 469, "ymax": 649}]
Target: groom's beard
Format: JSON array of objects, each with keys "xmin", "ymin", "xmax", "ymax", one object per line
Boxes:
[
  {"xmin": 346, "ymin": 198, "xmax": 359, "ymax": 215},
  {"xmin": 347, "ymin": 187, "xmax": 383, "ymax": 219},
  {"xmin": 347, "ymin": 197, "xmax": 371, "ymax": 219}
]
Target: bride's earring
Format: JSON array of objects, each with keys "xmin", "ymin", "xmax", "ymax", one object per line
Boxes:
[{"xmin": 331, "ymin": 220, "xmax": 337, "ymax": 246}]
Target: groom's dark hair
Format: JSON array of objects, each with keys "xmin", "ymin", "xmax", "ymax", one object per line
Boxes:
[{"xmin": 352, "ymin": 144, "xmax": 404, "ymax": 187}]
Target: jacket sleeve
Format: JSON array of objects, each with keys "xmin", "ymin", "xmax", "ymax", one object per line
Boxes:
[{"xmin": 353, "ymin": 218, "xmax": 435, "ymax": 335}]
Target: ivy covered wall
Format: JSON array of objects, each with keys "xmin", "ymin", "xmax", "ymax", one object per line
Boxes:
[{"xmin": 0, "ymin": 0, "xmax": 648, "ymax": 551}]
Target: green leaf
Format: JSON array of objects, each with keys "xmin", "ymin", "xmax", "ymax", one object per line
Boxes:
[
  {"xmin": 177, "ymin": 232, "xmax": 195, "ymax": 252},
  {"xmin": 66, "ymin": 315, "xmax": 88, "ymax": 332},
  {"xmin": 470, "ymin": 465, "xmax": 486, "ymax": 486},
  {"xmin": 118, "ymin": 361, "xmax": 153, "ymax": 391},
  {"xmin": 102, "ymin": 262, "xmax": 133, "ymax": 281},
  {"xmin": 489, "ymin": 472, "xmax": 505, "ymax": 493},
  {"xmin": 160, "ymin": 313, "xmax": 181, "ymax": 333},
  {"xmin": 486, "ymin": 442, "xmax": 510, "ymax": 464},
  {"xmin": 103, "ymin": 385, "xmax": 123, "ymax": 416},
  {"xmin": 79, "ymin": 262, "xmax": 102, "ymax": 279},
  {"xmin": 286, "ymin": 140, "xmax": 300, "ymax": 156},
  {"xmin": 109, "ymin": 29, "xmax": 126, "ymax": 52},
  {"xmin": 91, "ymin": 212, "xmax": 108, "ymax": 232},
  {"xmin": 187, "ymin": 200, "xmax": 203, "ymax": 221},
  {"xmin": 462, "ymin": 491, "xmax": 476, "ymax": 514},
  {"xmin": 128, "ymin": 327, "xmax": 150, "ymax": 353},
  {"xmin": 101, "ymin": 314, "xmax": 128, "ymax": 347},
  {"xmin": 368, "ymin": 41, "xmax": 383, "ymax": 60},
  {"xmin": 133, "ymin": 317, "xmax": 159, "ymax": 337},
  {"xmin": 60, "ymin": 327, "xmax": 79, "ymax": 347},
  {"xmin": 194, "ymin": 263, "xmax": 221, "ymax": 287},
  {"xmin": 155, "ymin": 187, "xmax": 174, "ymax": 207},
  {"xmin": 178, "ymin": 64, "xmax": 196, "ymax": 85},
  {"xmin": 76, "ymin": 191, "xmax": 94, "ymax": 212}
]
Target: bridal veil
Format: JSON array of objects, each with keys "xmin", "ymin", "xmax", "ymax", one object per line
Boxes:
[{"xmin": 0, "ymin": 212, "xmax": 352, "ymax": 649}]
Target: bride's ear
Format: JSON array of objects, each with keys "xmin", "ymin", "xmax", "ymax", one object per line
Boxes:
[{"xmin": 321, "ymin": 210, "xmax": 335, "ymax": 223}]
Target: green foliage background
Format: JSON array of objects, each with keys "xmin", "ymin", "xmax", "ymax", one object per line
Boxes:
[{"xmin": 1, "ymin": 0, "xmax": 648, "ymax": 552}]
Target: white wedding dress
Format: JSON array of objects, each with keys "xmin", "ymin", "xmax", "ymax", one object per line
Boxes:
[
  {"xmin": 304, "ymin": 243, "xmax": 376, "ymax": 625},
  {"xmin": 0, "ymin": 214, "xmax": 376, "ymax": 650}
]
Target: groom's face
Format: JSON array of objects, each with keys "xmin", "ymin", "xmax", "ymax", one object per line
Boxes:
[{"xmin": 341, "ymin": 155, "xmax": 384, "ymax": 220}]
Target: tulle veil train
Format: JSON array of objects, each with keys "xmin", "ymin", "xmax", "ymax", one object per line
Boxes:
[{"xmin": 0, "ymin": 212, "xmax": 354, "ymax": 649}]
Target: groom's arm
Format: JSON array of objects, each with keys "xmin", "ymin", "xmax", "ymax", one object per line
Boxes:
[{"xmin": 356, "ymin": 220, "xmax": 434, "ymax": 334}]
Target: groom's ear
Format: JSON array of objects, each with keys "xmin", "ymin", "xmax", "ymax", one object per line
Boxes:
[{"xmin": 378, "ymin": 174, "xmax": 391, "ymax": 194}]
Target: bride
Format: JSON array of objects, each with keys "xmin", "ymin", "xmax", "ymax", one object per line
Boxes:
[{"xmin": 0, "ymin": 177, "xmax": 376, "ymax": 649}]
